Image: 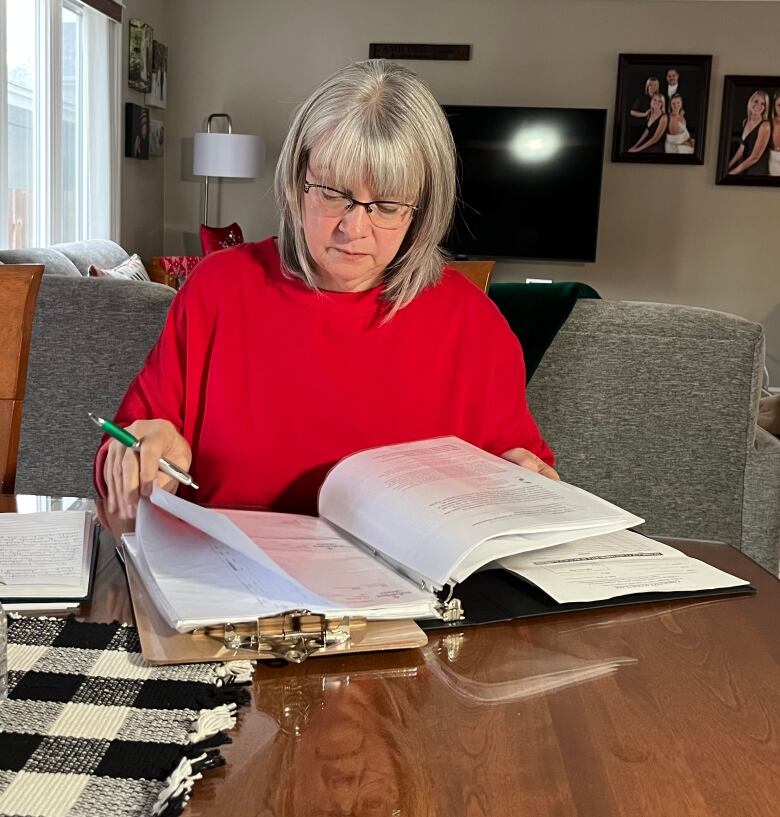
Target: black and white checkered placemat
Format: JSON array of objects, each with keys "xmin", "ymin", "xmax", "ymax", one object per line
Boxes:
[{"xmin": 0, "ymin": 616, "xmax": 252, "ymax": 817}]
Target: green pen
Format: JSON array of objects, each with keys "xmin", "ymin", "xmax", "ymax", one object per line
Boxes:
[{"xmin": 89, "ymin": 412, "xmax": 199, "ymax": 490}]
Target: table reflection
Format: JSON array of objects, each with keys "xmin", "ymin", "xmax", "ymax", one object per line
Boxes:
[
  {"xmin": 249, "ymin": 625, "xmax": 642, "ymax": 816},
  {"xmin": 254, "ymin": 660, "xmax": 432, "ymax": 817}
]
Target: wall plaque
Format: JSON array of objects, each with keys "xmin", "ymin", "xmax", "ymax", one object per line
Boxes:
[{"xmin": 369, "ymin": 43, "xmax": 471, "ymax": 61}]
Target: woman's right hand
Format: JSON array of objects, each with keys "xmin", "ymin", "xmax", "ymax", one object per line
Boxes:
[{"xmin": 103, "ymin": 419, "xmax": 192, "ymax": 519}]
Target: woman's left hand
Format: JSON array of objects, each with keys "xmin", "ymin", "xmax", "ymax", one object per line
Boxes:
[{"xmin": 502, "ymin": 447, "xmax": 560, "ymax": 480}]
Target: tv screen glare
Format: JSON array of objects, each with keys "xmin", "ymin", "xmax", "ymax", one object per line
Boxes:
[{"xmin": 443, "ymin": 105, "xmax": 607, "ymax": 263}]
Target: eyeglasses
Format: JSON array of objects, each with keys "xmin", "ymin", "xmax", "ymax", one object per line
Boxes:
[{"xmin": 303, "ymin": 180, "xmax": 417, "ymax": 230}]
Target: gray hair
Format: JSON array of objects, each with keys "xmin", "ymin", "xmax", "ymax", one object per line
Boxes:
[{"xmin": 274, "ymin": 59, "xmax": 456, "ymax": 313}]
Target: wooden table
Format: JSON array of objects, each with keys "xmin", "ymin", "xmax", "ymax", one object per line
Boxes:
[{"xmin": 4, "ymin": 495, "xmax": 780, "ymax": 816}]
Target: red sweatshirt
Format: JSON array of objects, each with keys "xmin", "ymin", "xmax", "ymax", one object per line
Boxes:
[{"xmin": 95, "ymin": 238, "xmax": 553, "ymax": 514}]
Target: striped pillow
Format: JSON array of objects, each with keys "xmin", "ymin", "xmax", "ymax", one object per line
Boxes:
[{"xmin": 88, "ymin": 253, "xmax": 150, "ymax": 281}]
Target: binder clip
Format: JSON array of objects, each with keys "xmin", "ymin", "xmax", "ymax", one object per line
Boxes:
[
  {"xmin": 436, "ymin": 585, "xmax": 465, "ymax": 623},
  {"xmin": 208, "ymin": 610, "xmax": 354, "ymax": 664},
  {"xmin": 440, "ymin": 597, "xmax": 465, "ymax": 623}
]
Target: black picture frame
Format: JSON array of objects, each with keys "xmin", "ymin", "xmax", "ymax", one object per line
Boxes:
[
  {"xmin": 125, "ymin": 103, "xmax": 149, "ymax": 160},
  {"xmin": 611, "ymin": 53, "xmax": 712, "ymax": 164},
  {"xmin": 716, "ymin": 75, "xmax": 780, "ymax": 186}
]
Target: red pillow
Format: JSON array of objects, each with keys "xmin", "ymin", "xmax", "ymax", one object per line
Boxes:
[
  {"xmin": 199, "ymin": 222, "xmax": 245, "ymax": 255},
  {"xmin": 158, "ymin": 255, "xmax": 203, "ymax": 287}
]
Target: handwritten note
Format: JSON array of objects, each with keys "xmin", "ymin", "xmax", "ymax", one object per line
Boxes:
[{"xmin": 0, "ymin": 511, "xmax": 88, "ymax": 588}]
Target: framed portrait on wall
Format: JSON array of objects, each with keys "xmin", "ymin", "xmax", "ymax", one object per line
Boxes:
[
  {"xmin": 150, "ymin": 118, "xmax": 164, "ymax": 157},
  {"xmin": 128, "ymin": 18, "xmax": 153, "ymax": 92},
  {"xmin": 716, "ymin": 75, "xmax": 780, "ymax": 185},
  {"xmin": 145, "ymin": 40, "xmax": 167, "ymax": 109},
  {"xmin": 125, "ymin": 103, "xmax": 149, "ymax": 159},
  {"xmin": 611, "ymin": 53, "xmax": 712, "ymax": 164}
]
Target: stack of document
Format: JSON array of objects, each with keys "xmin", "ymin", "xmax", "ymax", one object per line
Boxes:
[
  {"xmin": 127, "ymin": 436, "xmax": 652, "ymax": 632},
  {"xmin": 499, "ymin": 529, "xmax": 749, "ymax": 602},
  {"xmin": 0, "ymin": 511, "xmax": 97, "ymax": 611}
]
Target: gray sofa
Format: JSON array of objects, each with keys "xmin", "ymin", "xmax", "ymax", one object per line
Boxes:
[
  {"xmin": 16, "ymin": 276, "xmax": 174, "ymax": 501},
  {"xmin": 526, "ymin": 298, "xmax": 780, "ymax": 575},
  {"xmin": 12, "ymin": 275, "xmax": 780, "ymax": 575},
  {"xmin": 0, "ymin": 239, "xmax": 131, "ymax": 277}
]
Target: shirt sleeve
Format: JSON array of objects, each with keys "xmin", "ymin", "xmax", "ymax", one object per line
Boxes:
[{"xmin": 478, "ymin": 310, "xmax": 555, "ymax": 468}]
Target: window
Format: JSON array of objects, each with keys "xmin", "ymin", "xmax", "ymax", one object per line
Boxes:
[{"xmin": 2, "ymin": 0, "xmax": 120, "ymax": 248}]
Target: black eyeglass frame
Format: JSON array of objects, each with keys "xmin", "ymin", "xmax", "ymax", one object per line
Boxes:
[{"xmin": 303, "ymin": 180, "xmax": 418, "ymax": 226}]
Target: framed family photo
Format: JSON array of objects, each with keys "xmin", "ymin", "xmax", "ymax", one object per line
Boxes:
[
  {"xmin": 149, "ymin": 118, "xmax": 165, "ymax": 158},
  {"xmin": 145, "ymin": 40, "xmax": 168, "ymax": 109},
  {"xmin": 716, "ymin": 75, "xmax": 780, "ymax": 186},
  {"xmin": 612, "ymin": 53, "xmax": 712, "ymax": 164},
  {"xmin": 128, "ymin": 19, "xmax": 153, "ymax": 92},
  {"xmin": 124, "ymin": 103, "xmax": 149, "ymax": 159}
]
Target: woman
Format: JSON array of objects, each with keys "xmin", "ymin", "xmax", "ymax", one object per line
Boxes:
[
  {"xmin": 628, "ymin": 76, "xmax": 660, "ymax": 143},
  {"xmin": 664, "ymin": 94, "xmax": 695, "ymax": 154},
  {"xmin": 728, "ymin": 90, "xmax": 771, "ymax": 176},
  {"xmin": 97, "ymin": 60, "xmax": 556, "ymax": 519},
  {"xmin": 628, "ymin": 93, "xmax": 668, "ymax": 153},
  {"xmin": 629, "ymin": 76, "xmax": 660, "ymax": 122},
  {"xmin": 769, "ymin": 92, "xmax": 780, "ymax": 176}
]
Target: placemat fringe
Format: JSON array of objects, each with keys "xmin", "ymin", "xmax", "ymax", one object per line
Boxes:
[
  {"xmin": 188, "ymin": 702, "xmax": 238, "ymax": 743},
  {"xmin": 214, "ymin": 660, "xmax": 254, "ymax": 685},
  {"xmin": 151, "ymin": 756, "xmax": 203, "ymax": 817}
]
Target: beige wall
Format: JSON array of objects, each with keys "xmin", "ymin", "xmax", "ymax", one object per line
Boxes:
[
  {"xmin": 154, "ymin": 0, "xmax": 779, "ymax": 379},
  {"xmin": 120, "ymin": 0, "xmax": 166, "ymax": 260}
]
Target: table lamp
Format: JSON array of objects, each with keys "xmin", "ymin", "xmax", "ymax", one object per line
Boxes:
[{"xmin": 192, "ymin": 113, "xmax": 264, "ymax": 226}]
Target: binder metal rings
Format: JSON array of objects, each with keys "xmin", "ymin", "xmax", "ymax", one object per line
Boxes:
[{"xmin": 203, "ymin": 610, "xmax": 354, "ymax": 663}]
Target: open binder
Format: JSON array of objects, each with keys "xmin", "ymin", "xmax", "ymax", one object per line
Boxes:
[
  {"xmin": 121, "ymin": 538, "xmax": 428, "ymax": 665},
  {"xmin": 124, "ymin": 437, "xmax": 752, "ymax": 662},
  {"xmin": 419, "ymin": 562, "xmax": 756, "ymax": 631}
]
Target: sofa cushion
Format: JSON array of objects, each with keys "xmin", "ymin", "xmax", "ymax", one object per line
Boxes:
[
  {"xmin": 0, "ymin": 247, "xmax": 81, "ymax": 277},
  {"xmin": 88, "ymin": 253, "xmax": 151, "ymax": 281},
  {"xmin": 527, "ymin": 299, "xmax": 763, "ymax": 553},
  {"xmin": 16, "ymin": 276, "xmax": 175, "ymax": 498},
  {"xmin": 50, "ymin": 239, "xmax": 130, "ymax": 276}
]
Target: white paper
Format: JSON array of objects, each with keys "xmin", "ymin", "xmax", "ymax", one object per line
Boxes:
[
  {"xmin": 0, "ymin": 511, "xmax": 89, "ymax": 597},
  {"xmin": 319, "ymin": 436, "xmax": 643, "ymax": 586},
  {"xmin": 499, "ymin": 530, "xmax": 749, "ymax": 603},
  {"xmin": 221, "ymin": 510, "xmax": 436, "ymax": 615},
  {"xmin": 132, "ymin": 488, "xmax": 436, "ymax": 631}
]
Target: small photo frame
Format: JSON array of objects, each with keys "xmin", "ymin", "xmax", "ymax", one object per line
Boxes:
[
  {"xmin": 150, "ymin": 118, "xmax": 164, "ymax": 158},
  {"xmin": 611, "ymin": 53, "xmax": 712, "ymax": 164},
  {"xmin": 716, "ymin": 75, "xmax": 780, "ymax": 186},
  {"xmin": 128, "ymin": 18, "xmax": 153, "ymax": 92},
  {"xmin": 145, "ymin": 40, "xmax": 167, "ymax": 109},
  {"xmin": 125, "ymin": 103, "xmax": 149, "ymax": 159}
]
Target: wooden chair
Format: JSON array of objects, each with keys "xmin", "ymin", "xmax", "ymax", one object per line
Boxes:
[
  {"xmin": 447, "ymin": 260, "xmax": 496, "ymax": 292},
  {"xmin": 0, "ymin": 264, "xmax": 43, "ymax": 493}
]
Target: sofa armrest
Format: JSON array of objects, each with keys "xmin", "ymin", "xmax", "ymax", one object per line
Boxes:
[{"xmin": 742, "ymin": 426, "xmax": 780, "ymax": 575}]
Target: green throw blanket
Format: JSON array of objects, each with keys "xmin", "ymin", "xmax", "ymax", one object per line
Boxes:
[{"xmin": 488, "ymin": 281, "xmax": 600, "ymax": 382}]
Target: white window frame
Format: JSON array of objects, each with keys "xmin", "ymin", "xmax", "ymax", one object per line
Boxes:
[
  {"xmin": 0, "ymin": 0, "xmax": 121, "ymax": 248},
  {"xmin": 0, "ymin": 3, "xmax": 7, "ymax": 244}
]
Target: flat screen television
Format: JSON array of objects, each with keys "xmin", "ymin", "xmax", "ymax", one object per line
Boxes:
[{"xmin": 442, "ymin": 105, "xmax": 607, "ymax": 263}]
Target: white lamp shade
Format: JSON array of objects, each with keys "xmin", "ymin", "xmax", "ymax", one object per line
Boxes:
[{"xmin": 192, "ymin": 132, "xmax": 264, "ymax": 178}]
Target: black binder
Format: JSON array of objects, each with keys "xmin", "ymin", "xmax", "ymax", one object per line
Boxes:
[{"xmin": 420, "ymin": 567, "xmax": 756, "ymax": 631}]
